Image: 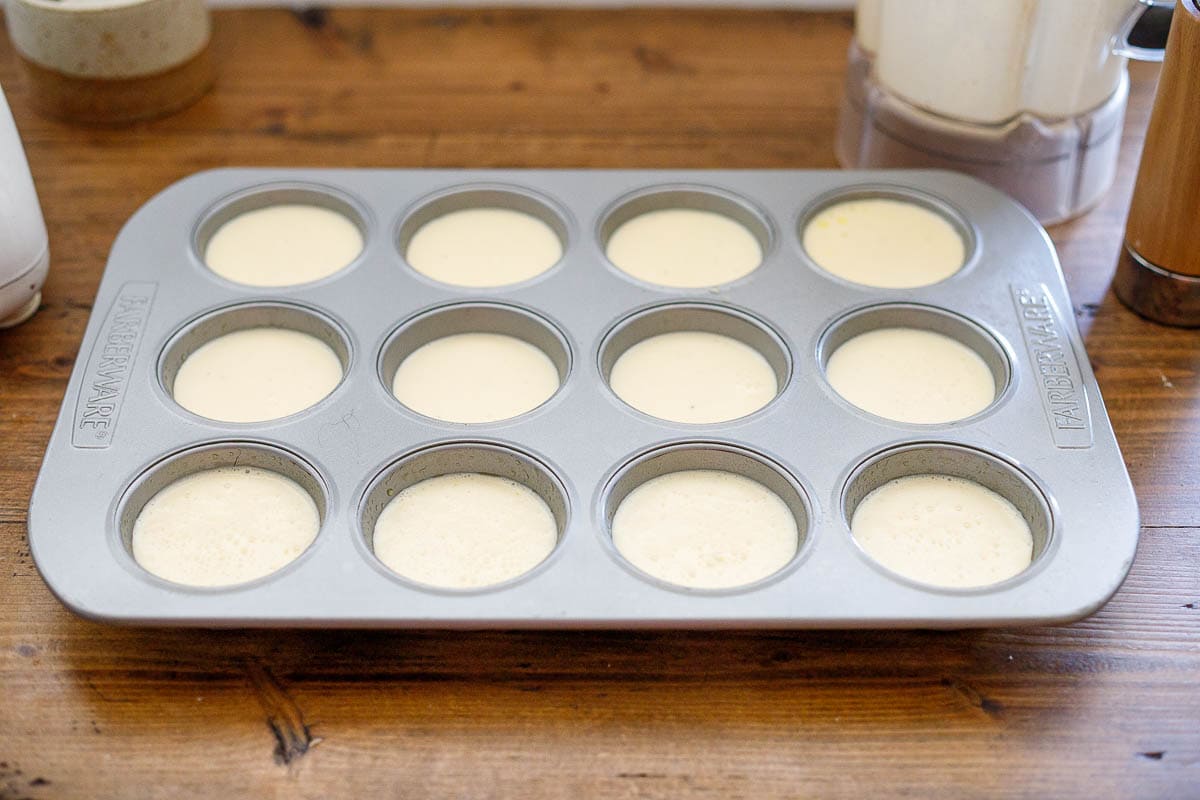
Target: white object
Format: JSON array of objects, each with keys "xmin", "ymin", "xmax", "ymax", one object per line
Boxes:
[
  {"xmin": 840, "ymin": 0, "xmax": 1170, "ymax": 224},
  {"xmin": 373, "ymin": 472, "xmax": 557, "ymax": 589},
  {"xmin": 406, "ymin": 207, "xmax": 562, "ymax": 288},
  {"xmin": 0, "ymin": 84, "xmax": 49, "ymax": 329},
  {"xmin": 172, "ymin": 327, "xmax": 344, "ymax": 423},
  {"xmin": 6, "ymin": 0, "xmax": 210, "ymax": 81},
  {"xmin": 203, "ymin": 0, "xmax": 850, "ymax": 7},
  {"xmin": 606, "ymin": 208, "xmax": 762, "ymax": 288},
  {"xmin": 391, "ymin": 332, "xmax": 560, "ymax": 423},
  {"xmin": 802, "ymin": 197, "xmax": 965, "ymax": 288},
  {"xmin": 131, "ymin": 465, "xmax": 320, "ymax": 588},
  {"xmin": 856, "ymin": 0, "xmax": 1139, "ymax": 124},
  {"xmin": 205, "ymin": 204, "xmax": 363, "ymax": 287},
  {"xmin": 851, "ymin": 474, "xmax": 1033, "ymax": 589},
  {"xmin": 825, "ymin": 327, "xmax": 995, "ymax": 424},
  {"xmin": 609, "ymin": 330, "xmax": 778, "ymax": 424},
  {"xmin": 612, "ymin": 469, "xmax": 799, "ymax": 590}
]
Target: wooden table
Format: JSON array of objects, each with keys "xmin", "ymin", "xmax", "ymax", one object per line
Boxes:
[{"xmin": 2, "ymin": 10, "xmax": 1197, "ymax": 798}]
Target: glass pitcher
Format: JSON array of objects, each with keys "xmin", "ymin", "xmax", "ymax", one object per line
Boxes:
[{"xmin": 838, "ymin": 0, "xmax": 1173, "ymax": 224}]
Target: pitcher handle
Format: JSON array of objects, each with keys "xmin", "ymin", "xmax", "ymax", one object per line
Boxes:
[{"xmin": 1114, "ymin": 0, "xmax": 1175, "ymax": 62}]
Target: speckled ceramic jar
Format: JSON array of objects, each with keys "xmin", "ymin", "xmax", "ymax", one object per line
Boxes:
[{"xmin": 5, "ymin": 0, "xmax": 214, "ymax": 124}]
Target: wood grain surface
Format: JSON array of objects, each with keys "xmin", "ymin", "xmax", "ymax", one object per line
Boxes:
[{"xmin": 1, "ymin": 9, "xmax": 1197, "ymax": 799}]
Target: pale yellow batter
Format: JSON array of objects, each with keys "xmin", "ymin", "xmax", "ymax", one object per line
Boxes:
[
  {"xmin": 373, "ymin": 473, "xmax": 557, "ymax": 589},
  {"xmin": 173, "ymin": 327, "xmax": 343, "ymax": 423},
  {"xmin": 612, "ymin": 469, "xmax": 799, "ymax": 589},
  {"xmin": 826, "ymin": 327, "xmax": 995, "ymax": 424},
  {"xmin": 606, "ymin": 208, "xmax": 763, "ymax": 288},
  {"xmin": 392, "ymin": 332, "xmax": 560, "ymax": 423},
  {"xmin": 204, "ymin": 204, "xmax": 363, "ymax": 287},
  {"xmin": 132, "ymin": 466, "xmax": 320, "ymax": 588},
  {"xmin": 803, "ymin": 198, "xmax": 965, "ymax": 288},
  {"xmin": 852, "ymin": 474, "xmax": 1034, "ymax": 588},
  {"xmin": 405, "ymin": 207, "xmax": 562, "ymax": 288},
  {"xmin": 609, "ymin": 331, "xmax": 777, "ymax": 424}
]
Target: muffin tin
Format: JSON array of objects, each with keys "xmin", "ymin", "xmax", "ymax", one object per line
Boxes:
[{"xmin": 28, "ymin": 168, "xmax": 1138, "ymax": 628}]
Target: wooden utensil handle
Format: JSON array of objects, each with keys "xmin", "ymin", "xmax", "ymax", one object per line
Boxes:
[{"xmin": 1125, "ymin": 0, "xmax": 1200, "ymax": 278}]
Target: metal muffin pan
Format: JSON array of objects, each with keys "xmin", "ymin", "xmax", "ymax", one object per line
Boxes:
[{"xmin": 28, "ymin": 168, "xmax": 1138, "ymax": 627}]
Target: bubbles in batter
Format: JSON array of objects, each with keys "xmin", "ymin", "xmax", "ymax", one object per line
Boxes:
[
  {"xmin": 132, "ymin": 465, "xmax": 320, "ymax": 588},
  {"xmin": 373, "ymin": 472, "xmax": 557, "ymax": 589},
  {"xmin": 612, "ymin": 469, "xmax": 798, "ymax": 589},
  {"xmin": 851, "ymin": 474, "xmax": 1033, "ymax": 588},
  {"xmin": 609, "ymin": 331, "xmax": 777, "ymax": 424}
]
